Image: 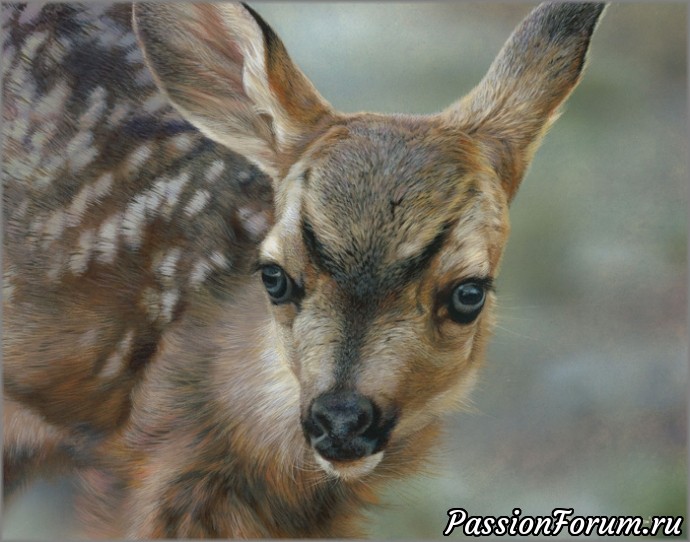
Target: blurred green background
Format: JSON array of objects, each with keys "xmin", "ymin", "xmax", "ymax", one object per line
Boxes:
[{"xmin": 4, "ymin": 2, "xmax": 686, "ymax": 539}]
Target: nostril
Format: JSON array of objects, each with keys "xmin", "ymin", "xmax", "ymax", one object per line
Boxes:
[
  {"xmin": 313, "ymin": 410, "xmax": 331, "ymax": 436},
  {"xmin": 352, "ymin": 397, "xmax": 373, "ymax": 436}
]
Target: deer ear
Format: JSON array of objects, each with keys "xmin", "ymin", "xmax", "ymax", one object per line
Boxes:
[
  {"xmin": 442, "ymin": 2, "xmax": 605, "ymax": 201},
  {"xmin": 133, "ymin": 2, "xmax": 334, "ymax": 180}
]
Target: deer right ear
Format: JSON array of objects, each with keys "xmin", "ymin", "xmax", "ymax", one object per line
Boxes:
[
  {"xmin": 441, "ymin": 2, "xmax": 605, "ymax": 202},
  {"xmin": 133, "ymin": 2, "xmax": 334, "ymax": 180}
]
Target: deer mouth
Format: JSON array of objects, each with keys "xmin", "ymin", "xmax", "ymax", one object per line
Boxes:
[{"xmin": 313, "ymin": 451, "xmax": 385, "ymax": 481}]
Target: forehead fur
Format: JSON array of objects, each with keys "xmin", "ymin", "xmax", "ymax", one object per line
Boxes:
[{"xmin": 299, "ymin": 116, "xmax": 494, "ymax": 290}]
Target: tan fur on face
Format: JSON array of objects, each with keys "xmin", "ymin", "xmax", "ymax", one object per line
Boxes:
[{"xmin": 257, "ymin": 114, "xmax": 511, "ymax": 449}]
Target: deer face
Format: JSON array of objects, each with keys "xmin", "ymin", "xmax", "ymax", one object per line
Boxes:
[
  {"xmin": 256, "ymin": 117, "xmax": 510, "ymax": 477},
  {"xmin": 134, "ymin": 1, "xmax": 603, "ymax": 479}
]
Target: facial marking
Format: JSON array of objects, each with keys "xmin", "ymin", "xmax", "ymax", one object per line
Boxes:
[{"xmin": 314, "ymin": 451, "xmax": 383, "ymax": 481}]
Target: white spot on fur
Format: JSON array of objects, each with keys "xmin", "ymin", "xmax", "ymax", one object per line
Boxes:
[
  {"xmin": 205, "ymin": 160, "xmax": 225, "ymax": 183},
  {"xmin": 79, "ymin": 86, "xmax": 108, "ymax": 130},
  {"xmin": 210, "ymin": 251, "xmax": 230, "ymax": 270},
  {"xmin": 143, "ymin": 188, "xmax": 162, "ymax": 217},
  {"xmin": 66, "ymin": 185, "xmax": 93, "ymax": 227},
  {"xmin": 93, "ymin": 172, "xmax": 114, "ymax": 201},
  {"xmin": 124, "ymin": 45, "xmax": 144, "ymax": 65},
  {"xmin": 100, "ymin": 330, "xmax": 135, "ymax": 379},
  {"xmin": 41, "ymin": 209, "xmax": 66, "ymax": 247},
  {"xmin": 238, "ymin": 207, "xmax": 270, "ymax": 241},
  {"xmin": 171, "ymin": 133, "xmax": 194, "ymax": 152},
  {"xmin": 122, "ymin": 197, "xmax": 147, "ymax": 249},
  {"xmin": 126, "ymin": 143, "xmax": 152, "ymax": 174},
  {"xmin": 189, "ymin": 258, "xmax": 212, "ymax": 287},
  {"xmin": 28, "ymin": 119, "xmax": 58, "ymax": 153},
  {"xmin": 46, "ymin": 259, "xmax": 65, "ymax": 282},
  {"xmin": 66, "ymin": 172, "xmax": 113, "ymax": 227},
  {"xmin": 134, "ymin": 66, "xmax": 153, "ymax": 86},
  {"xmin": 28, "ymin": 219, "xmax": 43, "ymax": 242},
  {"xmin": 157, "ymin": 248, "xmax": 181, "ymax": 279},
  {"xmin": 69, "ymin": 229, "xmax": 95, "ymax": 274},
  {"xmin": 123, "ymin": 173, "xmax": 192, "ymax": 241},
  {"xmin": 96, "ymin": 24, "xmax": 122, "ymax": 49},
  {"xmin": 160, "ymin": 290, "xmax": 179, "ymax": 322},
  {"xmin": 118, "ymin": 32, "xmax": 137, "ymax": 50},
  {"xmin": 95, "ymin": 213, "xmax": 121, "ymax": 264},
  {"xmin": 154, "ymin": 172, "xmax": 190, "ymax": 217},
  {"xmin": 142, "ymin": 94, "xmax": 168, "ymax": 114},
  {"xmin": 184, "ymin": 189, "xmax": 211, "ymax": 217},
  {"xmin": 78, "ymin": 329, "xmax": 99, "ymax": 348},
  {"xmin": 20, "ymin": 30, "xmax": 48, "ymax": 59},
  {"xmin": 66, "ymin": 130, "xmax": 97, "ymax": 173}
]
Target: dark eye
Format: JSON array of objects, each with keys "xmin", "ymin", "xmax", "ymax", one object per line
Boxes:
[
  {"xmin": 260, "ymin": 264, "xmax": 294, "ymax": 304},
  {"xmin": 448, "ymin": 281, "xmax": 486, "ymax": 324}
]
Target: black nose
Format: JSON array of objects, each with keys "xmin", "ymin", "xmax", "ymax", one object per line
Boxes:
[
  {"xmin": 304, "ymin": 391, "xmax": 384, "ymax": 461},
  {"xmin": 312, "ymin": 391, "xmax": 374, "ymax": 439}
]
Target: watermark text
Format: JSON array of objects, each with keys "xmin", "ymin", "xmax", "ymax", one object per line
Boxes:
[{"xmin": 443, "ymin": 507, "xmax": 683, "ymax": 537}]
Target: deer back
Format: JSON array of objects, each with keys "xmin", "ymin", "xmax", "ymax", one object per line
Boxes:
[{"xmin": 2, "ymin": 3, "xmax": 273, "ymax": 435}]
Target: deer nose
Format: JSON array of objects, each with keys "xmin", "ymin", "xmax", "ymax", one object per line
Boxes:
[
  {"xmin": 305, "ymin": 391, "xmax": 380, "ymax": 461},
  {"xmin": 312, "ymin": 391, "xmax": 373, "ymax": 439}
]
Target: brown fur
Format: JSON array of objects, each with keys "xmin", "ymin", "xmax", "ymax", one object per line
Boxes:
[{"xmin": 3, "ymin": 2, "xmax": 604, "ymax": 537}]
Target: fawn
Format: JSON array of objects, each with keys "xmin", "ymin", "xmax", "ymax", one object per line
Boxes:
[{"xmin": 3, "ymin": 2, "xmax": 604, "ymax": 537}]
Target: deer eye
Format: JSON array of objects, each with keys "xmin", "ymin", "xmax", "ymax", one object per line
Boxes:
[
  {"xmin": 260, "ymin": 264, "xmax": 295, "ymax": 304},
  {"xmin": 448, "ymin": 281, "xmax": 487, "ymax": 324}
]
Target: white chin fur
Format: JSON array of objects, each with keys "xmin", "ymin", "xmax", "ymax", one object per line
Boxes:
[{"xmin": 314, "ymin": 451, "xmax": 384, "ymax": 481}]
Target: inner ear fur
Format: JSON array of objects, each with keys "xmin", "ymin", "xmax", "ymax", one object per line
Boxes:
[{"xmin": 133, "ymin": 2, "xmax": 334, "ymax": 180}]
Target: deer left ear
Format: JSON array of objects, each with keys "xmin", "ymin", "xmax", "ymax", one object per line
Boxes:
[
  {"xmin": 441, "ymin": 2, "xmax": 606, "ymax": 202},
  {"xmin": 133, "ymin": 2, "xmax": 335, "ymax": 180}
]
